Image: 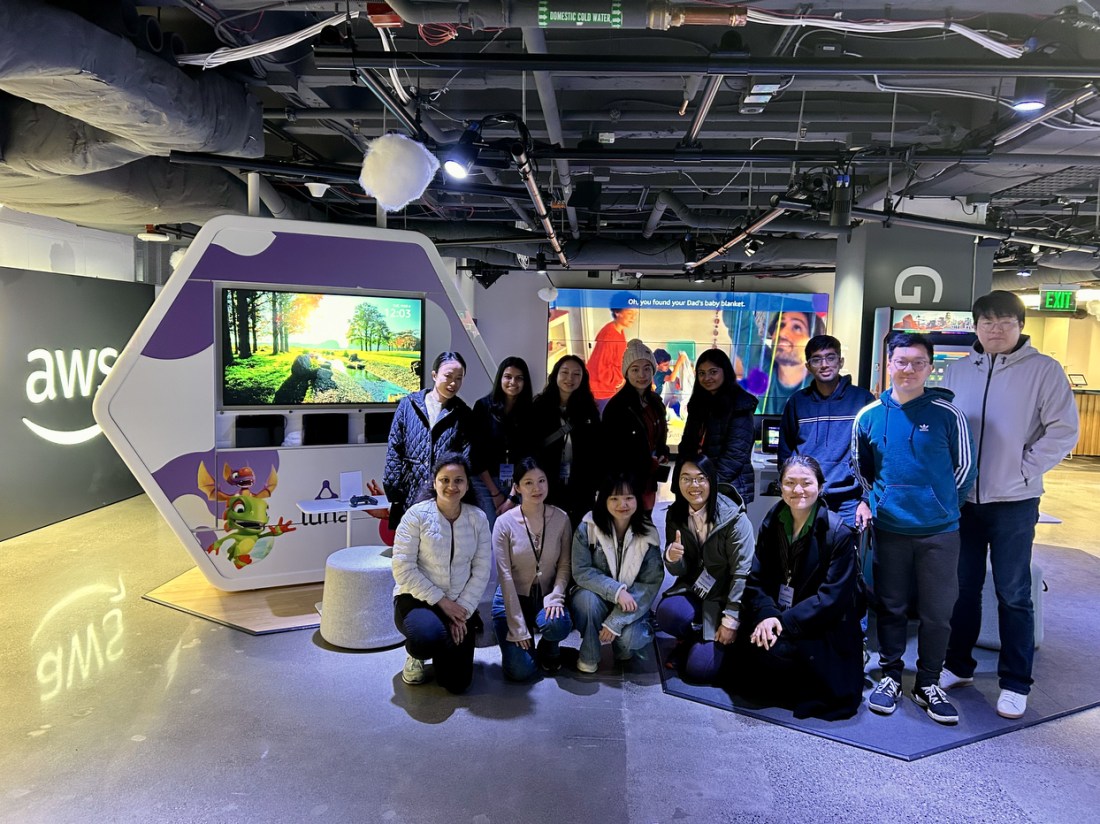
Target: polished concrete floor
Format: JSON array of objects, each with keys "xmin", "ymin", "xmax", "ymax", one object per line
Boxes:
[{"xmin": 2, "ymin": 461, "xmax": 1099, "ymax": 824}]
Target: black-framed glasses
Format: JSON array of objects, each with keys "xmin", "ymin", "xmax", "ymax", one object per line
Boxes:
[{"xmin": 808, "ymin": 353, "xmax": 840, "ymax": 366}]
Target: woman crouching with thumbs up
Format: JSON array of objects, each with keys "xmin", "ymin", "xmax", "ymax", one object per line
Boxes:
[{"xmin": 655, "ymin": 453, "xmax": 755, "ymax": 684}]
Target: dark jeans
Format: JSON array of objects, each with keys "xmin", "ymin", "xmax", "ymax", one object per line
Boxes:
[
  {"xmin": 874, "ymin": 528, "xmax": 960, "ymax": 689},
  {"xmin": 655, "ymin": 593, "xmax": 728, "ymax": 684},
  {"xmin": 945, "ymin": 499, "xmax": 1040, "ymax": 695},
  {"xmin": 393, "ymin": 594, "xmax": 475, "ymax": 694},
  {"xmin": 491, "ymin": 588, "xmax": 573, "ymax": 682}
]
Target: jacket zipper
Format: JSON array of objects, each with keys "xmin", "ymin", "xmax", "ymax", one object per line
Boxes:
[{"xmin": 975, "ymin": 355, "xmax": 997, "ymax": 504}]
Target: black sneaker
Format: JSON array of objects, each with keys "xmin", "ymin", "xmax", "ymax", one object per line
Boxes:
[
  {"xmin": 868, "ymin": 675, "xmax": 903, "ymax": 715},
  {"xmin": 912, "ymin": 683, "xmax": 959, "ymax": 725}
]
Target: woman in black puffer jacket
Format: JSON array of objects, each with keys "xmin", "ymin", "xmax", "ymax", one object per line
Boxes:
[
  {"xmin": 383, "ymin": 351, "xmax": 473, "ymax": 529},
  {"xmin": 680, "ymin": 348, "xmax": 758, "ymax": 503}
]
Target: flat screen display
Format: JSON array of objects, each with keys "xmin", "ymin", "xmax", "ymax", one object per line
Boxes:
[
  {"xmin": 548, "ymin": 288, "xmax": 830, "ymax": 446},
  {"xmin": 220, "ymin": 287, "xmax": 423, "ymax": 408},
  {"xmin": 760, "ymin": 416, "xmax": 782, "ymax": 454}
]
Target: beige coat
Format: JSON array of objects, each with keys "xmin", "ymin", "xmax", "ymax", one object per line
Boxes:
[{"xmin": 492, "ymin": 505, "xmax": 572, "ymax": 642}]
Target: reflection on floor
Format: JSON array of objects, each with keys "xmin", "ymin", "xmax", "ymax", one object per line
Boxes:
[{"xmin": 2, "ymin": 461, "xmax": 1099, "ymax": 823}]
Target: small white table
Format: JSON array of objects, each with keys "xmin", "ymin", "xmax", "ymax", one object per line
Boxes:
[{"xmin": 297, "ymin": 495, "xmax": 390, "ymax": 547}]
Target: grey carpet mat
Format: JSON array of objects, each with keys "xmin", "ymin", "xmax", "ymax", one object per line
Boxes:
[{"xmin": 658, "ymin": 544, "xmax": 1100, "ymax": 760}]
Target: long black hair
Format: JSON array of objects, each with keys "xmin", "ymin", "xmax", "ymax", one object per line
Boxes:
[
  {"xmin": 414, "ymin": 452, "xmax": 479, "ymax": 506},
  {"xmin": 490, "ymin": 356, "xmax": 534, "ymax": 411},
  {"xmin": 686, "ymin": 348, "xmax": 739, "ymax": 416},
  {"xmin": 590, "ymin": 471, "xmax": 653, "ymax": 537},
  {"xmin": 534, "ymin": 354, "xmax": 598, "ymax": 420},
  {"xmin": 666, "ymin": 452, "xmax": 719, "ymax": 527}
]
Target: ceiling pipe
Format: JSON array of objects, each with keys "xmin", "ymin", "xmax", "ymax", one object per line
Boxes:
[
  {"xmin": 353, "ymin": 68, "xmax": 423, "ymax": 139},
  {"xmin": 521, "ymin": 28, "xmax": 580, "ymax": 240},
  {"xmin": 779, "ymin": 198, "xmax": 1100, "ymax": 255},
  {"xmin": 315, "ymin": 50, "xmax": 1100, "ymax": 79},
  {"xmin": 682, "ymin": 74, "xmax": 725, "ymax": 147},
  {"xmin": 688, "ymin": 205, "xmax": 793, "ymax": 269},
  {"xmin": 643, "ymin": 190, "xmax": 837, "ymax": 238},
  {"xmin": 511, "ymin": 143, "xmax": 569, "ymax": 268},
  {"xmin": 381, "ymin": 1, "xmax": 747, "ymax": 29}
]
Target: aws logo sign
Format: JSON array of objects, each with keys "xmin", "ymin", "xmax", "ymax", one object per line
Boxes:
[{"xmin": 23, "ymin": 347, "xmax": 117, "ymax": 445}]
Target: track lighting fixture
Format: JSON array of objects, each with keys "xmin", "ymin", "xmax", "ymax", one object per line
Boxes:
[
  {"xmin": 743, "ymin": 238, "xmax": 764, "ymax": 257},
  {"xmin": 1011, "ymin": 76, "xmax": 1049, "ymax": 113},
  {"xmin": 442, "ymin": 125, "xmax": 481, "ymax": 180}
]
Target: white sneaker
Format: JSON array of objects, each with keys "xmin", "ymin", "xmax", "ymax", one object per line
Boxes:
[
  {"xmin": 402, "ymin": 655, "xmax": 428, "ymax": 685},
  {"xmin": 997, "ymin": 689, "xmax": 1028, "ymax": 719},
  {"xmin": 576, "ymin": 658, "xmax": 599, "ymax": 674},
  {"xmin": 939, "ymin": 668, "xmax": 975, "ymax": 690}
]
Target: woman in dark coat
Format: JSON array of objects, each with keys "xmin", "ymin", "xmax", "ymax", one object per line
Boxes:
[
  {"xmin": 600, "ymin": 339, "xmax": 669, "ymax": 511},
  {"xmin": 680, "ymin": 348, "xmax": 758, "ymax": 503},
  {"xmin": 735, "ymin": 455, "xmax": 865, "ymax": 720},
  {"xmin": 530, "ymin": 355, "xmax": 602, "ymax": 529},
  {"xmin": 470, "ymin": 356, "xmax": 534, "ymax": 528},
  {"xmin": 383, "ymin": 351, "xmax": 473, "ymax": 529}
]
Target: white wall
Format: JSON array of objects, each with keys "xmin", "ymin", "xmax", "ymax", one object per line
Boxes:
[
  {"xmin": 1026, "ymin": 314, "xmax": 1100, "ymax": 388},
  {"xmin": 0, "ymin": 207, "xmax": 135, "ymax": 280}
]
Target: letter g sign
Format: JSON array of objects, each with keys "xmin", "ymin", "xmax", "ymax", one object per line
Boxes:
[{"xmin": 894, "ymin": 266, "xmax": 944, "ymax": 305}]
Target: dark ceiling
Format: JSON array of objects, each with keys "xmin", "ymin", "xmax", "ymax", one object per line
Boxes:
[{"xmin": 4, "ymin": 0, "xmax": 1100, "ymax": 280}]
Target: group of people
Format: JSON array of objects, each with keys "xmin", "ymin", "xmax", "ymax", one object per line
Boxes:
[{"xmin": 380, "ymin": 289, "xmax": 1078, "ymax": 726}]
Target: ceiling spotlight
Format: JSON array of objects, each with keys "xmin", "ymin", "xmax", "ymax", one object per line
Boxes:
[
  {"xmin": 137, "ymin": 224, "xmax": 170, "ymax": 242},
  {"xmin": 1012, "ymin": 76, "xmax": 1049, "ymax": 113},
  {"xmin": 442, "ymin": 125, "xmax": 481, "ymax": 180},
  {"xmin": 1016, "ymin": 265, "xmax": 1033, "ymax": 277},
  {"xmin": 536, "ymin": 252, "xmax": 547, "ymax": 275},
  {"xmin": 692, "ymin": 273, "xmax": 706, "ymax": 283},
  {"xmin": 305, "ymin": 181, "xmax": 330, "ymax": 198},
  {"xmin": 743, "ymin": 238, "xmax": 764, "ymax": 257}
]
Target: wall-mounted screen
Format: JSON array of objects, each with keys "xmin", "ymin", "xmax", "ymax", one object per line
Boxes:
[
  {"xmin": 548, "ymin": 289, "xmax": 830, "ymax": 445},
  {"xmin": 220, "ymin": 287, "xmax": 423, "ymax": 408}
]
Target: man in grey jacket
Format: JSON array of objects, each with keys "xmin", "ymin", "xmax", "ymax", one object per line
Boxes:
[{"xmin": 939, "ymin": 291, "xmax": 1079, "ymax": 719}]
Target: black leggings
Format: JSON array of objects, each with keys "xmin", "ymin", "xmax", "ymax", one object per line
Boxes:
[{"xmin": 393, "ymin": 594, "xmax": 476, "ymax": 694}]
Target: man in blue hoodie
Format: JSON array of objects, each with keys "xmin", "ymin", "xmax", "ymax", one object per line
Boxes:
[
  {"xmin": 778, "ymin": 334, "xmax": 874, "ymax": 529},
  {"xmin": 852, "ymin": 332, "xmax": 977, "ymax": 724}
]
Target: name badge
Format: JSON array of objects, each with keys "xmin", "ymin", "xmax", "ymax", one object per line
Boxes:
[
  {"xmin": 692, "ymin": 569, "xmax": 717, "ymax": 599},
  {"xmin": 559, "ymin": 462, "xmax": 571, "ymax": 483},
  {"xmin": 778, "ymin": 584, "xmax": 795, "ymax": 611},
  {"xmin": 499, "ymin": 463, "xmax": 514, "ymax": 484}
]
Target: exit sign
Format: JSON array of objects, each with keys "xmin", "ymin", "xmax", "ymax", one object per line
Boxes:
[{"xmin": 1041, "ymin": 289, "xmax": 1077, "ymax": 312}]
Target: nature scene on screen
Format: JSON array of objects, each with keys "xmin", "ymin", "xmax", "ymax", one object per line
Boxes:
[{"xmin": 221, "ymin": 288, "xmax": 423, "ymax": 407}]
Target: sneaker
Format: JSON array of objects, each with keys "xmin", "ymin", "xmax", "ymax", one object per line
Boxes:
[
  {"xmin": 939, "ymin": 668, "xmax": 974, "ymax": 690},
  {"xmin": 997, "ymin": 689, "xmax": 1028, "ymax": 719},
  {"xmin": 912, "ymin": 684, "xmax": 959, "ymax": 724},
  {"xmin": 538, "ymin": 644, "xmax": 562, "ymax": 674},
  {"xmin": 868, "ymin": 676, "xmax": 903, "ymax": 715},
  {"xmin": 401, "ymin": 655, "xmax": 428, "ymax": 685},
  {"xmin": 576, "ymin": 658, "xmax": 599, "ymax": 674}
]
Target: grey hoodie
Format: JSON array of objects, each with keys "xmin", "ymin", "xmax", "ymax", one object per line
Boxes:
[{"xmin": 942, "ymin": 336, "xmax": 1079, "ymax": 504}]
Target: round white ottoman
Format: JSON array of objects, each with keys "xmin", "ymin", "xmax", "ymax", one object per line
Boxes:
[{"xmin": 320, "ymin": 545, "xmax": 403, "ymax": 649}]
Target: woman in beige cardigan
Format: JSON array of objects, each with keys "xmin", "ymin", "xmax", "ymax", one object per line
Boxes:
[{"xmin": 491, "ymin": 457, "xmax": 574, "ymax": 680}]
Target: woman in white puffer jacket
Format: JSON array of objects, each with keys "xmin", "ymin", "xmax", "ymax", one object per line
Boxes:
[{"xmin": 392, "ymin": 453, "xmax": 492, "ymax": 693}]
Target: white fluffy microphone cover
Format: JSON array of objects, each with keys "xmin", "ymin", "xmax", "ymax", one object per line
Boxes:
[{"xmin": 358, "ymin": 133, "xmax": 440, "ymax": 212}]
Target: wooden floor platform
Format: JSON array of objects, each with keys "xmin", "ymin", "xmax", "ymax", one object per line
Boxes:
[{"xmin": 144, "ymin": 566, "xmax": 323, "ymax": 635}]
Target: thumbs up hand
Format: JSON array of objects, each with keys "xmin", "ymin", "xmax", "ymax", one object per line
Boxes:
[{"xmin": 666, "ymin": 530, "xmax": 685, "ymax": 563}]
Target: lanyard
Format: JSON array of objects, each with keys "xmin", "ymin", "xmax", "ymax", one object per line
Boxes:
[{"xmin": 520, "ymin": 507, "xmax": 547, "ymax": 578}]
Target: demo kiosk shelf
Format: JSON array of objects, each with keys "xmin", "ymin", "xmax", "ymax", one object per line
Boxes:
[{"xmin": 94, "ymin": 217, "xmax": 494, "ymax": 592}]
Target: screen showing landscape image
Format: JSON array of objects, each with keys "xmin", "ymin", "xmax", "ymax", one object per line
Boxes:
[{"xmin": 221, "ymin": 288, "xmax": 423, "ymax": 407}]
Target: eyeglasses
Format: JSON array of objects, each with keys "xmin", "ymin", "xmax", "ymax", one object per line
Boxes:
[
  {"xmin": 890, "ymin": 358, "xmax": 930, "ymax": 371},
  {"xmin": 807, "ymin": 353, "xmax": 840, "ymax": 367},
  {"xmin": 976, "ymin": 318, "xmax": 1020, "ymax": 332},
  {"xmin": 680, "ymin": 475, "xmax": 709, "ymax": 487}
]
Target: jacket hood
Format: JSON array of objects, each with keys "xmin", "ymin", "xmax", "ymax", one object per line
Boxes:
[{"xmin": 713, "ymin": 492, "xmax": 746, "ymax": 531}]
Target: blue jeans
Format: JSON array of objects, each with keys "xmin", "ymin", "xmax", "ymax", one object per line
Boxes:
[
  {"xmin": 471, "ymin": 474, "xmax": 504, "ymax": 530},
  {"xmin": 945, "ymin": 499, "xmax": 1039, "ymax": 695},
  {"xmin": 491, "ymin": 588, "xmax": 573, "ymax": 682},
  {"xmin": 570, "ymin": 588, "xmax": 652, "ymax": 669}
]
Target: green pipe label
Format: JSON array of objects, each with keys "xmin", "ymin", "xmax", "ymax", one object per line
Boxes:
[{"xmin": 538, "ymin": 1, "xmax": 623, "ymax": 27}]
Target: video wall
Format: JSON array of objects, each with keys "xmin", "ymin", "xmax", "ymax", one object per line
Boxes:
[
  {"xmin": 220, "ymin": 288, "xmax": 423, "ymax": 408},
  {"xmin": 548, "ymin": 288, "xmax": 830, "ymax": 445}
]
